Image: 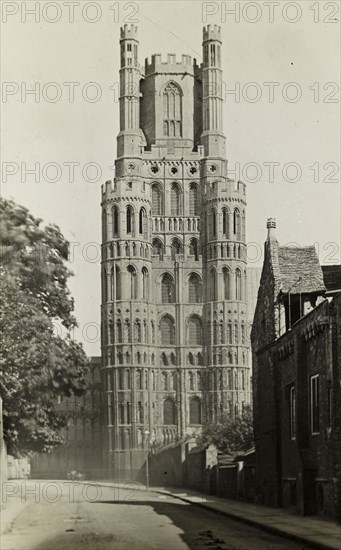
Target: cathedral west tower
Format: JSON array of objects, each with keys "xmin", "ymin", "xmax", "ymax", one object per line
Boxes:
[{"xmin": 101, "ymin": 25, "xmax": 249, "ymax": 479}]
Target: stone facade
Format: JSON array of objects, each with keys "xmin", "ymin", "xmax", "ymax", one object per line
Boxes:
[
  {"xmin": 101, "ymin": 25, "xmax": 250, "ymax": 479},
  {"xmin": 251, "ymin": 220, "xmax": 341, "ymax": 519}
]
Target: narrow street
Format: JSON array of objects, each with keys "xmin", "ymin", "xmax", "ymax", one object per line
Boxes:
[{"xmin": 1, "ymin": 481, "xmax": 313, "ymax": 550}]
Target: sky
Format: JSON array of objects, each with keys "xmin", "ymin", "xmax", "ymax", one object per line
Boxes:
[{"xmin": 1, "ymin": 0, "xmax": 340, "ymax": 355}]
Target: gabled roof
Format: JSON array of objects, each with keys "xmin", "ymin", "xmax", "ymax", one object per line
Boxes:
[
  {"xmin": 278, "ymin": 246, "xmax": 326, "ymax": 294},
  {"xmin": 322, "ymin": 265, "xmax": 341, "ymax": 292}
]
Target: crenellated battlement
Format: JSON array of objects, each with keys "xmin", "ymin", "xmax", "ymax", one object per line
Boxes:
[
  {"xmin": 203, "ymin": 24, "xmax": 222, "ymax": 42},
  {"xmin": 144, "ymin": 53, "xmax": 198, "ymax": 75},
  {"xmin": 120, "ymin": 24, "xmax": 138, "ymax": 41}
]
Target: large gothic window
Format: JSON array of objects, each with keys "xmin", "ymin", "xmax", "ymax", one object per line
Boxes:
[
  {"xmin": 152, "ymin": 184, "xmax": 162, "ymax": 215},
  {"xmin": 170, "ymin": 183, "xmax": 181, "ymax": 215},
  {"xmin": 189, "ymin": 397, "xmax": 202, "ymax": 425},
  {"xmin": 189, "ymin": 183, "xmax": 199, "ymax": 216},
  {"xmin": 163, "ymin": 398, "xmax": 176, "ymax": 425},
  {"xmin": 188, "ymin": 316, "xmax": 202, "ymax": 345},
  {"xmin": 163, "ymin": 82, "xmax": 182, "ymax": 137},
  {"xmin": 160, "ymin": 315, "xmax": 175, "ymax": 345},
  {"xmin": 161, "ymin": 273, "xmax": 175, "ymax": 303},
  {"xmin": 188, "ymin": 273, "xmax": 202, "ymax": 303}
]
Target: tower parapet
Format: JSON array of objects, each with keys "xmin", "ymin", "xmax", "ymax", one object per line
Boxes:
[
  {"xmin": 203, "ymin": 24, "xmax": 222, "ymax": 43},
  {"xmin": 120, "ymin": 24, "xmax": 138, "ymax": 41}
]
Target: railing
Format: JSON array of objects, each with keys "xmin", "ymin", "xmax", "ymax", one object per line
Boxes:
[{"xmin": 153, "ymin": 216, "xmax": 200, "ymax": 232}]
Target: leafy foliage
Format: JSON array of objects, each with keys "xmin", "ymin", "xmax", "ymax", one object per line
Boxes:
[
  {"xmin": 0, "ymin": 198, "xmax": 88, "ymax": 456},
  {"xmin": 197, "ymin": 406, "xmax": 254, "ymax": 455}
]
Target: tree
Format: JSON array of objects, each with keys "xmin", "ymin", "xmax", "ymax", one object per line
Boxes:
[
  {"xmin": 197, "ymin": 406, "xmax": 254, "ymax": 455},
  {"xmin": 0, "ymin": 198, "xmax": 89, "ymax": 456}
]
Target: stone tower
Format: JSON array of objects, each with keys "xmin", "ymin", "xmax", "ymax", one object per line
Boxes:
[{"xmin": 101, "ymin": 25, "xmax": 249, "ymax": 479}]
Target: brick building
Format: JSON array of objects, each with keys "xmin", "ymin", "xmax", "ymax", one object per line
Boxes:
[
  {"xmin": 101, "ymin": 25, "xmax": 250, "ymax": 479},
  {"xmin": 251, "ymin": 219, "xmax": 341, "ymax": 519}
]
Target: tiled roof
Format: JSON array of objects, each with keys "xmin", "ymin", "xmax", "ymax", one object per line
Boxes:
[
  {"xmin": 322, "ymin": 265, "xmax": 341, "ymax": 292},
  {"xmin": 278, "ymin": 246, "xmax": 326, "ymax": 294}
]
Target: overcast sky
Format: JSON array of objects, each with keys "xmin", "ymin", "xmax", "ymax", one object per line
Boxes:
[{"xmin": 2, "ymin": 0, "xmax": 340, "ymax": 355}]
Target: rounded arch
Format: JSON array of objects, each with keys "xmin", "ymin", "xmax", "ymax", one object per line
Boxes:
[
  {"xmin": 233, "ymin": 207, "xmax": 241, "ymax": 240},
  {"xmin": 139, "ymin": 206, "xmax": 147, "ymax": 237},
  {"xmin": 161, "ymin": 272, "xmax": 175, "ymax": 303},
  {"xmin": 160, "ymin": 314, "xmax": 175, "ymax": 345},
  {"xmin": 142, "ymin": 266, "xmax": 149, "ymax": 300},
  {"xmin": 188, "ymin": 272, "xmax": 202, "ymax": 303},
  {"xmin": 189, "ymin": 397, "xmax": 202, "ymax": 425},
  {"xmin": 235, "ymin": 267, "xmax": 242, "ymax": 301},
  {"xmin": 187, "ymin": 315, "xmax": 202, "ymax": 345}
]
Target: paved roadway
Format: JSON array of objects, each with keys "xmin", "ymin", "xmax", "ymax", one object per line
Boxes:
[{"xmin": 1, "ymin": 481, "xmax": 314, "ymax": 550}]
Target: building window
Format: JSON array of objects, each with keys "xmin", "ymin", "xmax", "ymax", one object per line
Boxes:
[
  {"xmin": 170, "ymin": 183, "xmax": 181, "ymax": 215},
  {"xmin": 163, "ymin": 398, "xmax": 176, "ymax": 425},
  {"xmin": 310, "ymin": 375, "xmax": 320, "ymax": 434},
  {"xmin": 127, "ymin": 265, "xmax": 137, "ymax": 299},
  {"xmin": 210, "ymin": 209, "xmax": 216, "ymax": 238},
  {"xmin": 189, "ymin": 183, "xmax": 198, "ymax": 216},
  {"xmin": 222, "ymin": 208, "xmax": 229, "ymax": 238},
  {"xmin": 126, "ymin": 205, "xmax": 133, "ymax": 234},
  {"xmin": 115, "ymin": 265, "xmax": 121, "ymax": 300},
  {"xmin": 209, "ymin": 268, "xmax": 217, "ymax": 301},
  {"xmin": 188, "ymin": 273, "xmax": 202, "ymax": 303},
  {"xmin": 189, "ymin": 397, "xmax": 202, "ymax": 425},
  {"xmin": 163, "ymin": 82, "xmax": 182, "ymax": 137},
  {"xmin": 289, "ymin": 385, "xmax": 296, "ymax": 440},
  {"xmin": 112, "ymin": 205, "xmax": 119, "ymax": 236},
  {"xmin": 235, "ymin": 268, "xmax": 242, "ymax": 301},
  {"xmin": 223, "ymin": 267, "xmax": 230, "ymax": 300},
  {"xmin": 160, "ymin": 315, "xmax": 175, "ymax": 345},
  {"xmin": 233, "ymin": 208, "xmax": 241, "ymax": 239},
  {"xmin": 153, "ymin": 238, "xmax": 163, "ymax": 260},
  {"xmin": 161, "ymin": 273, "xmax": 175, "ymax": 303},
  {"xmin": 189, "ymin": 238, "xmax": 199, "ymax": 261},
  {"xmin": 171, "ymin": 238, "xmax": 182, "ymax": 261},
  {"xmin": 142, "ymin": 267, "xmax": 149, "ymax": 300},
  {"xmin": 188, "ymin": 316, "xmax": 202, "ymax": 346},
  {"xmin": 152, "ymin": 184, "xmax": 162, "ymax": 215},
  {"xmin": 102, "ymin": 209, "xmax": 107, "ymax": 241},
  {"xmin": 139, "ymin": 207, "xmax": 146, "ymax": 236}
]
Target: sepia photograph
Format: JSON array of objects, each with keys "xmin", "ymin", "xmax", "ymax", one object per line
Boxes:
[{"xmin": 1, "ymin": 1, "xmax": 340, "ymax": 548}]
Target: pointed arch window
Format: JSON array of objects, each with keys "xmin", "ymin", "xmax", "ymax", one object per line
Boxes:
[
  {"xmin": 188, "ymin": 273, "xmax": 202, "ymax": 303},
  {"xmin": 142, "ymin": 267, "xmax": 149, "ymax": 300},
  {"xmin": 190, "ymin": 397, "xmax": 202, "ymax": 424},
  {"xmin": 160, "ymin": 315, "xmax": 175, "ymax": 345},
  {"xmin": 139, "ymin": 207, "xmax": 147, "ymax": 236},
  {"xmin": 189, "ymin": 183, "xmax": 199, "ymax": 216},
  {"xmin": 236, "ymin": 268, "xmax": 242, "ymax": 301},
  {"xmin": 209, "ymin": 268, "xmax": 217, "ymax": 301},
  {"xmin": 152, "ymin": 184, "xmax": 162, "ymax": 215},
  {"xmin": 127, "ymin": 265, "xmax": 137, "ymax": 299},
  {"xmin": 163, "ymin": 398, "xmax": 176, "ymax": 425},
  {"xmin": 126, "ymin": 205, "xmax": 134, "ymax": 234},
  {"xmin": 163, "ymin": 82, "xmax": 182, "ymax": 137},
  {"xmin": 171, "ymin": 238, "xmax": 182, "ymax": 261},
  {"xmin": 222, "ymin": 208, "xmax": 229, "ymax": 238},
  {"xmin": 112, "ymin": 205, "xmax": 119, "ymax": 236},
  {"xmin": 161, "ymin": 273, "xmax": 175, "ymax": 303},
  {"xmin": 189, "ymin": 238, "xmax": 199, "ymax": 261},
  {"xmin": 153, "ymin": 238, "xmax": 163, "ymax": 260},
  {"xmin": 170, "ymin": 183, "xmax": 181, "ymax": 215},
  {"xmin": 188, "ymin": 316, "xmax": 202, "ymax": 346},
  {"xmin": 223, "ymin": 267, "xmax": 230, "ymax": 300},
  {"xmin": 233, "ymin": 208, "xmax": 241, "ymax": 240}
]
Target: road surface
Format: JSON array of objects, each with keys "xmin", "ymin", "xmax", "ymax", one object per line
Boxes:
[{"xmin": 1, "ymin": 481, "xmax": 313, "ymax": 549}]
